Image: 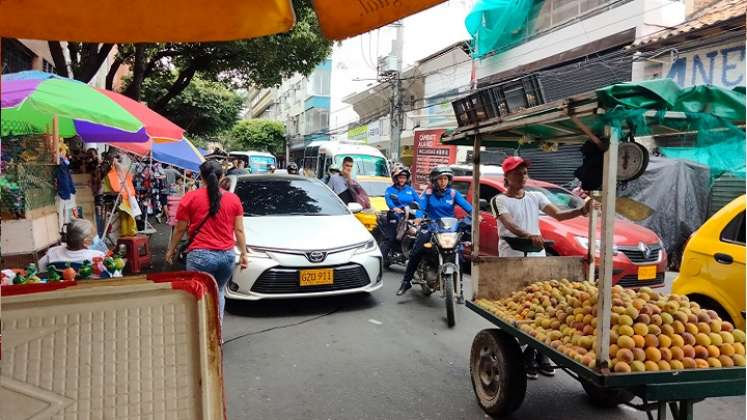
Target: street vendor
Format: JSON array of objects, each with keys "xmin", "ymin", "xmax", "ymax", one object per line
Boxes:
[
  {"xmin": 490, "ymin": 156, "xmax": 594, "ymax": 379},
  {"xmin": 38, "ymin": 219, "xmax": 105, "ymax": 273},
  {"xmin": 102, "ymin": 153, "xmax": 141, "ymax": 236}
]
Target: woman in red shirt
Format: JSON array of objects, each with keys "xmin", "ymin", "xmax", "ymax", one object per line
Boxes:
[{"xmin": 166, "ymin": 160, "xmax": 249, "ymax": 323}]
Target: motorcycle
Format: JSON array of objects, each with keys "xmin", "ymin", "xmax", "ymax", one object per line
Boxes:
[
  {"xmin": 376, "ymin": 197, "xmax": 419, "ymax": 268},
  {"xmin": 412, "ymin": 213, "xmax": 472, "ymax": 328}
]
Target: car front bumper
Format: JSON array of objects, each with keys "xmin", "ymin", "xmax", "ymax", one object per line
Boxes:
[{"xmin": 225, "ymin": 247, "xmax": 383, "ymax": 301}]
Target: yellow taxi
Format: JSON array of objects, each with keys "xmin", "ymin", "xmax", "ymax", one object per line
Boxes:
[
  {"xmin": 354, "ymin": 176, "xmax": 391, "ymax": 232},
  {"xmin": 673, "ymin": 195, "xmax": 746, "ymax": 330}
]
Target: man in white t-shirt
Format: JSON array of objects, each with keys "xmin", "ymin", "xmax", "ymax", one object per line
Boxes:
[
  {"xmin": 491, "ymin": 156, "xmax": 593, "ymax": 257},
  {"xmin": 490, "ymin": 156, "xmax": 594, "ymax": 379}
]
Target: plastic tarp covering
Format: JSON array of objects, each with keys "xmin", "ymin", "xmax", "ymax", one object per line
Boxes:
[
  {"xmin": 465, "ymin": 0, "xmax": 534, "ymax": 58},
  {"xmin": 617, "ymin": 157, "xmax": 711, "ymax": 269}
]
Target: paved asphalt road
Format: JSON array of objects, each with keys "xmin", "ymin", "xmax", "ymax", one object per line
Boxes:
[{"xmin": 220, "ymin": 269, "xmax": 746, "ymax": 420}]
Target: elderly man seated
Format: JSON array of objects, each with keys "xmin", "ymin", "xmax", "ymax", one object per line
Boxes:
[{"xmin": 38, "ymin": 219, "xmax": 106, "ymax": 272}]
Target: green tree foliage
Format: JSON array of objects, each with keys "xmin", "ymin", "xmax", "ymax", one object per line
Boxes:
[
  {"xmin": 49, "ymin": 0, "xmax": 331, "ymax": 111},
  {"xmin": 229, "ymin": 120, "xmax": 286, "ymax": 155},
  {"xmin": 115, "ymin": 0, "xmax": 328, "ymax": 110},
  {"xmin": 140, "ymin": 74, "xmax": 243, "ymax": 139}
]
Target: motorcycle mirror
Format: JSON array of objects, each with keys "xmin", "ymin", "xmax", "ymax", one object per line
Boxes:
[
  {"xmin": 409, "ymin": 202, "xmax": 420, "ymax": 210},
  {"xmin": 347, "ymin": 202, "xmax": 363, "ymax": 214}
]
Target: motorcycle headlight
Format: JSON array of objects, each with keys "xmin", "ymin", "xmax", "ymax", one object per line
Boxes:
[
  {"xmin": 245, "ymin": 246, "xmax": 270, "ymax": 258},
  {"xmin": 354, "ymin": 239, "xmax": 377, "ymax": 254},
  {"xmin": 435, "ymin": 232, "xmax": 459, "ymax": 249},
  {"xmin": 574, "ymin": 236, "xmax": 618, "ymax": 255}
]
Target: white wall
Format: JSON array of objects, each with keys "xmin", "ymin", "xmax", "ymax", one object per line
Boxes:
[{"xmin": 421, "ymin": 47, "xmax": 473, "ymax": 129}]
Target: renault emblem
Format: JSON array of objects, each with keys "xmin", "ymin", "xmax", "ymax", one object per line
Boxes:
[
  {"xmin": 638, "ymin": 242, "xmax": 651, "ymax": 259},
  {"xmin": 306, "ymin": 251, "xmax": 327, "ymax": 263}
]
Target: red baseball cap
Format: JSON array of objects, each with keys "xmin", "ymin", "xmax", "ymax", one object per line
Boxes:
[{"xmin": 502, "ymin": 156, "xmax": 529, "ymax": 174}]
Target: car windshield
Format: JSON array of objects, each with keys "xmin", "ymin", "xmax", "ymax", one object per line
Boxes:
[
  {"xmin": 234, "ymin": 178, "xmax": 348, "ymax": 216},
  {"xmin": 358, "ymin": 180, "xmax": 389, "ymax": 197},
  {"xmin": 335, "ymin": 154, "xmax": 388, "ymax": 177},
  {"xmin": 527, "ymin": 186, "xmax": 584, "ymax": 211}
]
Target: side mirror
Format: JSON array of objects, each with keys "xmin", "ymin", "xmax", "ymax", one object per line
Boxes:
[
  {"xmin": 479, "ymin": 199, "xmax": 490, "ymax": 212},
  {"xmin": 348, "ymin": 202, "xmax": 363, "ymax": 214},
  {"xmin": 409, "ymin": 201, "xmax": 420, "ymax": 210}
]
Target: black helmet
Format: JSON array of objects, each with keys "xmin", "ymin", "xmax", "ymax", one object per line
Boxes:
[
  {"xmin": 287, "ymin": 162, "xmax": 299, "ymax": 174},
  {"xmin": 429, "ymin": 166, "xmax": 454, "ymax": 185},
  {"xmin": 391, "ymin": 164, "xmax": 411, "ymax": 183}
]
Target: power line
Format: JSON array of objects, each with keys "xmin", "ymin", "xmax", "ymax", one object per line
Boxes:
[{"xmin": 316, "ymin": 4, "xmax": 744, "ymax": 138}]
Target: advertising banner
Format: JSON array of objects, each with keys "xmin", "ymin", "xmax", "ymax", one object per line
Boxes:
[{"xmin": 411, "ymin": 129, "xmax": 457, "ymax": 191}]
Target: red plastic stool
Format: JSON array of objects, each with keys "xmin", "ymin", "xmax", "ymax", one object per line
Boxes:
[{"xmin": 116, "ymin": 235, "xmax": 152, "ymax": 273}]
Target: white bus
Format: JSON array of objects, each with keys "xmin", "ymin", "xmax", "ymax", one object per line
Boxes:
[
  {"xmin": 229, "ymin": 151, "xmax": 277, "ymax": 174},
  {"xmin": 302, "ymin": 141, "xmax": 389, "ymax": 179}
]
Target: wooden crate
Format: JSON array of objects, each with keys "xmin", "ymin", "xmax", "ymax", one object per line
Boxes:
[
  {"xmin": 1, "ymin": 205, "xmax": 60, "ymax": 256},
  {"xmin": 473, "ymin": 256, "xmax": 586, "ymax": 301}
]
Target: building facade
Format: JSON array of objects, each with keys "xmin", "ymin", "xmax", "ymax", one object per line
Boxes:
[
  {"xmin": 2, "ymin": 39, "xmax": 56, "ymax": 75},
  {"xmin": 244, "ymin": 59, "xmax": 332, "ymax": 162}
]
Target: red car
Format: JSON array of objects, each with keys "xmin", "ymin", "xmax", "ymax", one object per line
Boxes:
[{"xmin": 452, "ymin": 176, "xmax": 667, "ymax": 288}]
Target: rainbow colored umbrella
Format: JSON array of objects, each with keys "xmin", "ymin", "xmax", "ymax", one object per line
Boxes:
[
  {"xmin": 1, "ymin": 71, "xmax": 148, "ymax": 142},
  {"xmin": 92, "ymin": 88, "xmax": 204, "ymax": 171},
  {"xmin": 110, "ymin": 137, "xmax": 205, "ymax": 172}
]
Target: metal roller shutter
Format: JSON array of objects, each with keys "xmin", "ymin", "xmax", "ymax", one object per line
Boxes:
[
  {"xmin": 489, "ymin": 144, "xmax": 584, "ymax": 187},
  {"xmin": 709, "ymin": 174, "xmax": 746, "ymax": 216},
  {"xmin": 538, "ymin": 53, "xmax": 633, "ymax": 102}
]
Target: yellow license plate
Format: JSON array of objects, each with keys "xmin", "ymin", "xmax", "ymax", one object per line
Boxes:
[
  {"xmin": 637, "ymin": 265, "xmax": 657, "ymax": 280},
  {"xmin": 300, "ymin": 269, "xmax": 334, "ymax": 286}
]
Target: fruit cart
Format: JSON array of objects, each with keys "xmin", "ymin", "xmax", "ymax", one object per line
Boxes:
[{"xmin": 443, "ymin": 81, "xmax": 747, "ymax": 419}]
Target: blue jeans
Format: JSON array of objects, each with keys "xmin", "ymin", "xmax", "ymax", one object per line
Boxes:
[
  {"xmin": 402, "ymin": 229, "xmax": 432, "ymax": 284},
  {"xmin": 186, "ymin": 249, "xmax": 235, "ymax": 324}
]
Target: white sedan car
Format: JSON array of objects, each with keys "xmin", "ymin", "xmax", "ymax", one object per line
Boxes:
[{"xmin": 225, "ymin": 174, "xmax": 383, "ymax": 300}]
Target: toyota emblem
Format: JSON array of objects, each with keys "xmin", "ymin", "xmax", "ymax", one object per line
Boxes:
[{"xmin": 306, "ymin": 251, "xmax": 327, "ymax": 263}]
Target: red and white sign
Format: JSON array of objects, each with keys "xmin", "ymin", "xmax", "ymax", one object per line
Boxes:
[{"xmin": 411, "ymin": 129, "xmax": 457, "ymax": 191}]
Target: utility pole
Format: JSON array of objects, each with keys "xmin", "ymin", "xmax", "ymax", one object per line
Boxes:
[{"xmin": 388, "ymin": 21, "xmax": 404, "ymax": 162}]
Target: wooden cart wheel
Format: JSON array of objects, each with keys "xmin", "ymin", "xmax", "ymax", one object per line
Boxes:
[
  {"xmin": 470, "ymin": 329, "xmax": 526, "ymax": 417},
  {"xmin": 580, "ymin": 379, "xmax": 635, "ymax": 408}
]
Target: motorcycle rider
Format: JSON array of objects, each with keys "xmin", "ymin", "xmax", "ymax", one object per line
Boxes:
[
  {"xmin": 396, "ymin": 166, "xmax": 473, "ymax": 296},
  {"xmin": 287, "ymin": 162, "xmax": 300, "ymax": 175},
  {"xmin": 380, "ymin": 165, "xmax": 418, "ymax": 266}
]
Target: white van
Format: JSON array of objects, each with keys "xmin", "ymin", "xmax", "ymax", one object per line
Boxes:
[
  {"xmin": 229, "ymin": 151, "xmax": 277, "ymax": 174},
  {"xmin": 302, "ymin": 141, "xmax": 389, "ymax": 179}
]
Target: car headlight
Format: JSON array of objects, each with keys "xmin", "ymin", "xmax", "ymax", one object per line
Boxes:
[
  {"xmin": 354, "ymin": 239, "xmax": 377, "ymax": 254},
  {"xmin": 435, "ymin": 232, "xmax": 459, "ymax": 249},
  {"xmin": 245, "ymin": 246, "xmax": 270, "ymax": 258},
  {"xmin": 575, "ymin": 236, "xmax": 618, "ymax": 255}
]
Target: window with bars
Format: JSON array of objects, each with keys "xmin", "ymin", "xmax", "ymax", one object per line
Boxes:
[{"xmin": 528, "ymin": 0, "xmax": 617, "ymax": 38}]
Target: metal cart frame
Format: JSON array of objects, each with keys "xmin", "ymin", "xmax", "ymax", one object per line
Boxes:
[{"xmin": 442, "ymin": 90, "xmax": 746, "ymax": 419}]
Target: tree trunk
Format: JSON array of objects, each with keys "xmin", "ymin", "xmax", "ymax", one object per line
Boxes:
[
  {"xmin": 77, "ymin": 43, "xmax": 114, "ymax": 83},
  {"xmin": 105, "ymin": 54, "xmax": 127, "ymax": 91},
  {"xmin": 152, "ymin": 65, "xmax": 198, "ymax": 112},
  {"xmin": 123, "ymin": 44, "xmax": 147, "ymax": 101},
  {"xmin": 48, "ymin": 41, "xmax": 69, "ymax": 77}
]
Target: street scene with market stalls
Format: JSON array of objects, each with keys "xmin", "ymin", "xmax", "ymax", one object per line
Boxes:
[{"xmin": 1, "ymin": 0, "xmax": 745, "ymax": 419}]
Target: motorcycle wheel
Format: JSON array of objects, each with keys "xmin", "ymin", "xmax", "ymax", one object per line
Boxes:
[{"xmin": 444, "ymin": 272, "xmax": 456, "ymax": 328}]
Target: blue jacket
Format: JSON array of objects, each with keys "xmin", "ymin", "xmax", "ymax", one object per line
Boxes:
[
  {"xmin": 384, "ymin": 184, "xmax": 419, "ymax": 210},
  {"xmin": 419, "ymin": 187, "xmax": 473, "ymax": 220}
]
